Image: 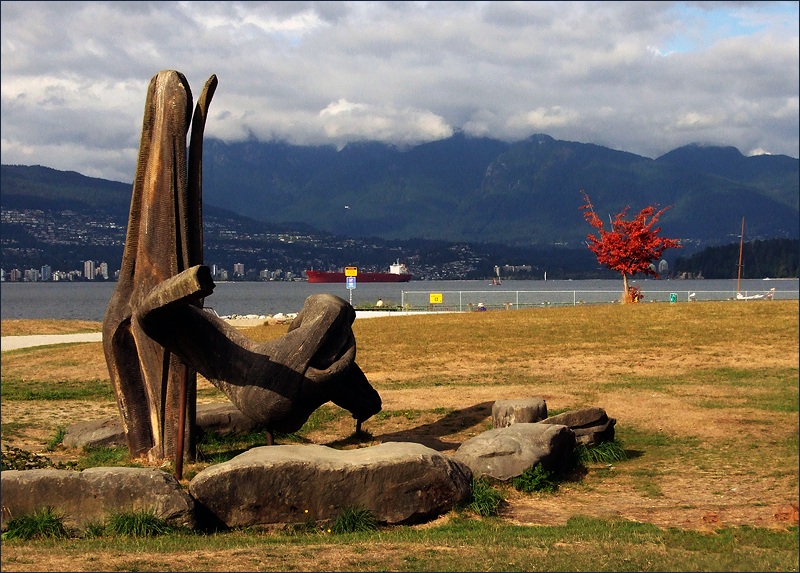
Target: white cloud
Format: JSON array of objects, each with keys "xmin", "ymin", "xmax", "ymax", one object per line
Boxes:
[
  {"xmin": 319, "ymin": 98, "xmax": 453, "ymax": 145},
  {"xmin": 0, "ymin": 0, "xmax": 797, "ymax": 182}
]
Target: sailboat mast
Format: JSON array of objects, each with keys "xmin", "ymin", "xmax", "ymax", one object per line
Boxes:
[{"xmin": 737, "ymin": 216, "xmax": 745, "ymax": 293}]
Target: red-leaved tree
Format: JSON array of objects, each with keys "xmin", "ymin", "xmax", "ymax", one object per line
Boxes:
[{"xmin": 580, "ymin": 191, "xmax": 681, "ymax": 303}]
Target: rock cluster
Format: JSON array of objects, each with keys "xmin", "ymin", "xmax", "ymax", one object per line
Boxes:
[
  {"xmin": 1, "ymin": 442, "xmax": 470, "ymax": 532},
  {"xmin": 4, "ymin": 398, "xmax": 616, "ymax": 533}
]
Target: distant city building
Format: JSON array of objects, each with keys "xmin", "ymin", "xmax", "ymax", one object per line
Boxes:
[
  {"xmin": 84, "ymin": 260, "xmax": 96, "ymax": 280},
  {"xmin": 658, "ymin": 259, "xmax": 669, "ymax": 274},
  {"xmin": 233, "ymin": 262, "xmax": 245, "ymax": 277},
  {"xmin": 99, "ymin": 262, "xmax": 109, "ymax": 280},
  {"xmin": 41, "ymin": 264, "xmax": 52, "ymax": 281},
  {"xmin": 501, "ymin": 264, "xmax": 533, "ymax": 274}
]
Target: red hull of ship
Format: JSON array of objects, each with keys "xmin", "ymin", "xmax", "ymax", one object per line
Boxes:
[{"xmin": 305, "ymin": 270, "xmax": 412, "ymax": 283}]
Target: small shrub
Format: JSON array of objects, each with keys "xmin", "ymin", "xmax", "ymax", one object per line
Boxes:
[
  {"xmin": 1, "ymin": 445, "xmax": 76, "ymax": 470},
  {"xmin": 512, "ymin": 464, "xmax": 558, "ymax": 493},
  {"xmin": 3, "ymin": 507, "xmax": 69, "ymax": 540},
  {"xmin": 330, "ymin": 506, "xmax": 378, "ymax": 534},
  {"xmin": 461, "ymin": 478, "xmax": 506, "ymax": 517},
  {"xmin": 107, "ymin": 509, "xmax": 172, "ymax": 537},
  {"xmin": 577, "ymin": 440, "xmax": 629, "ymax": 464}
]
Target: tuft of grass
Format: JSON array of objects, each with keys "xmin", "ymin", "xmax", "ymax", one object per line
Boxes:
[
  {"xmin": 83, "ymin": 521, "xmax": 106, "ymax": 538},
  {"xmin": 45, "ymin": 426, "xmax": 67, "ymax": 451},
  {"xmin": 106, "ymin": 509, "xmax": 173, "ymax": 537},
  {"xmin": 512, "ymin": 464, "xmax": 558, "ymax": 493},
  {"xmin": 2, "ymin": 507, "xmax": 70, "ymax": 540},
  {"xmin": 330, "ymin": 506, "xmax": 378, "ymax": 534},
  {"xmin": 460, "ymin": 478, "xmax": 506, "ymax": 517},
  {"xmin": 577, "ymin": 439, "xmax": 630, "ymax": 464}
]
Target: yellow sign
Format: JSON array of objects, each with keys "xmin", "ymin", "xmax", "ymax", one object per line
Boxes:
[
  {"xmin": 429, "ymin": 293, "xmax": 443, "ymax": 304},
  {"xmin": 345, "ymin": 266, "xmax": 358, "ymax": 277}
]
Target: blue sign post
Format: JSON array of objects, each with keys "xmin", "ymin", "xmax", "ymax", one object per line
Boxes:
[{"xmin": 346, "ymin": 276, "xmax": 356, "ymax": 305}]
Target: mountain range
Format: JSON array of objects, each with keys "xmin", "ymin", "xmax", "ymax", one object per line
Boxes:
[
  {"xmin": 200, "ymin": 133, "xmax": 799, "ymax": 248},
  {"xmin": 1, "ymin": 133, "xmax": 797, "ymax": 278}
]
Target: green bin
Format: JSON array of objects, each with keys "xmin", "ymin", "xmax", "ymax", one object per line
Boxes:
[{"xmin": 669, "ymin": 293, "xmax": 677, "ymax": 303}]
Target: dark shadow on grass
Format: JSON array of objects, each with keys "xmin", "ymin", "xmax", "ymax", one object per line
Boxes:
[{"xmin": 366, "ymin": 401, "xmax": 494, "ymax": 452}]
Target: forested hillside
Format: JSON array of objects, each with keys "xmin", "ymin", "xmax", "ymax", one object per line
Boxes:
[{"xmin": 673, "ymin": 238, "xmax": 799, "ymax": 279}]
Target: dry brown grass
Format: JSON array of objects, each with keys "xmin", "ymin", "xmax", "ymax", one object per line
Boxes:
[
  {"xmin": 1, "ymin": 300, "xmax": 798, "ymax": 536},
  {"xmin": 1, "ymin": 319, "xmax": 102, "ymax": 337}
]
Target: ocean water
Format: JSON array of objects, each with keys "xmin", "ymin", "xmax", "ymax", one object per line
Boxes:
[{"xmin": 1, "ymin": 278, "xmax": 796, "ymax": 322}]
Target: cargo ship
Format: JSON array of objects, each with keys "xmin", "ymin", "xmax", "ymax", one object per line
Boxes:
[{"xmin": 305, "ymin": 260, "xmax": 413, "ymax": 283}]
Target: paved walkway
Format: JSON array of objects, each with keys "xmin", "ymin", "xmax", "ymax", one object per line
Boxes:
[
  {"xmin": 0, "ymin": 310, "xmax": 454, "ymax": 352},
  {"xmin": 1, "ymin": 332, "xmax": 103, "ymax": 352}
]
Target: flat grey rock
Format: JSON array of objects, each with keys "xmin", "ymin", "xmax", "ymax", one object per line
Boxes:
[
  {"xmin": 189, "ymin": 442, "xmax": 472, "ymax": 528},
  {"xmin": 1, "ymin": 467, "xmax": 195, "ymax": 531},
  {"xmin": 454, "ymin": 423, "xmax": 575, "ymax": 481}
]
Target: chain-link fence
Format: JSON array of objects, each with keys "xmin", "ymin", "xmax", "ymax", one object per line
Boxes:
[{"xmin": 399, "ymin": 288, "xmax": 793, "ymax": 311}]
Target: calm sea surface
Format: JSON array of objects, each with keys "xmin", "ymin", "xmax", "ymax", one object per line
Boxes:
[{"xmin": 1, "ymin": 278, "xmax": 797, "ymax": 322}]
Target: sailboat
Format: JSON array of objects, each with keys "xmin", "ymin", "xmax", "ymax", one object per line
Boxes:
[{"xmin": 735, "ymin": 217, "xmax": 775, "ymax": 300}]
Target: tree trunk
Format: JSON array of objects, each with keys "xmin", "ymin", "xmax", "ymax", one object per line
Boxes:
[{"xmin": 621, "ymin": 273, "xmax": 630, "ymax": 303}]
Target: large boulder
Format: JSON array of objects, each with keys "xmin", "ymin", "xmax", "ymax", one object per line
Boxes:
[
  {"xmin": 539, "ymin": 407, "xmax": 616, "ymax": 446},
  {"xmin": 62, "ymin": 417, "xmax": 124, "ymax": 449},
  {"xmin": 63, "ymin": 402, "xmax": 263, "ymax": 449},
  {"xmin": 1, "ymin": 467, "xmax": 195, "ymax": 531},
  {"xmin": 454, "ymin": 423, "xmax": 575, "ymax": 481},
  {"xmin": 491, "ymin": 398, "xmax": 548, "ymax": 428},
  {"xmin": 189, "ymin": 442, "xmax": 472, "ymax": 528}
]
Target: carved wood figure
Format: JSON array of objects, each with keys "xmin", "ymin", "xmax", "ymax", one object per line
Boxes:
[
  {"xmin": 103, "ymin": 71, "xmax": 381, "ymax": 466},
  {"xmin": 134, "ymin": 264, "xmax": 381, "ymax": 444},
  {"xmin": 103, "ymin": 70, "xmax": 216, "ymax": 463}
]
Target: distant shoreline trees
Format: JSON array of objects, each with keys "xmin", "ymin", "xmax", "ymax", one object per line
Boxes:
[{"xmin": 674, "ymin": 238, "xmax": 799, "ymax": 279}]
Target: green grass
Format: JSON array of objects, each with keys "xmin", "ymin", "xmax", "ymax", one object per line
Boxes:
[
  {"xmin": 106, "ymin": 509, "xmax": 173, "ymax": 537},
  {"xmin": 76, "ymin": 446, "xmax": 139, "ymax": 470},
  {"xmin": 1, "ymin": 377, "xmax": 113, "ymax": 401},
  {"xmin": 45, "ymin": 426, "xmax": 67, "ymax": 451},
  {"xmin": 2, "ymin": 507, "xmax": 69, "ymax": 540},
  {"xmin": 3, "ymin": 518, "xmax": 795, "ymax": 571},
  {"xmin": 330, "ymin": 507, "xmax": 378, "ymax": 534},
  {"xmin": 460, "ymin": 478, "xmax": 506, "ymax": 517},
  {"xmin": 512, "ymin": 464, "xmax": 558, "ymax": 493},
  {"xmin": 296, "ymin": 404, "xmax": 349, "ymax": 434},
  {"xmin": 577, "ymin": 439, "xmax": 630, "ymax": 463}
]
